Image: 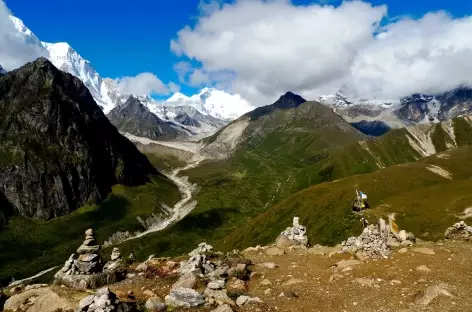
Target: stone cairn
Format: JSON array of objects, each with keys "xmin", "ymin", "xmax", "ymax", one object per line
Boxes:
[
  {"xmin": 342, "ymin": 215, "xmax": 415, "ymax": 259},
  {"xmin": 275, "ymin": 217, "xmax": 308, "ymax": 248},
  {"xmin": 58, "ymin": 229, "xmax": 102, "ymax": 276},
  {"xmin": 55, "ymin": 229, "xmax": 124, "ymax": 289},
  {"xmin": 445, "ymin": 221, "xmax": 472, "ymax": 239},
  {"xmin": 76, "ymin": 287, "xmax": 135, "ymax": 312},
  {"xmin": 179, "ymin": 242, "xmax": 215, "ymax": 275}
]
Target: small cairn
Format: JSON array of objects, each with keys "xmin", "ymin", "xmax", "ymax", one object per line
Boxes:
[
  {"xmin": 103, "ymin": 247, "xmax": 123, "ymax": 271},
  {"xmin": 54, "ymin": 229, "xmax": 124, "ymax": 289},
  {"xmin": 76, "ymin": 287, "xmax": 135, "ymax": 312},
  {"xmin": 179, "ymin": 243, "xmax": 214, "ymax": 275},
  {"xmin": 276, "ymin": 217, "xmax": 308, "ymax": 248},
  {"xmin": 445, "ymin": 221, "xmax": 472, "ymax": 239},
  {"xmin": 342, "ymin": 216, "xmax": 415, "ymax": 259},
  {"xmin": 75, "ymin": 229, "xmax": 103, "ymax": 274}
]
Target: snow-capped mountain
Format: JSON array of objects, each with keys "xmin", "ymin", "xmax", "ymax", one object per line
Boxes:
[
  {"xmin": 165, "ymin": 88, "xmax": 254, "ymax": 121},
  {"xmin": 319, "ymin": 86, "xmax": 472, "ymax": 135}
]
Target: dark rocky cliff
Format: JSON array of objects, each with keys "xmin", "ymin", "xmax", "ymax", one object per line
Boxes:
[{"xmin": 0, "ymin": 57, "xmax": 158, "ymax": 222}]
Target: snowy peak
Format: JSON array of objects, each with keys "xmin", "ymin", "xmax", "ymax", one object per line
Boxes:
[{"xmin": 166, "ymin": 87, "xmax": 254, "ymax": 120}]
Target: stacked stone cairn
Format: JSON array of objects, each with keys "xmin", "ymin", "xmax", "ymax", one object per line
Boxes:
[
  {"xmin": 275, "ymin": 217, "xmax": 308, "ymax": 248},
  {"xmin": 342, "ymin": 215, "xmax": 415, "ymax": 259},
  {"xmin": 76, "ymin": 287, "xmax": 135, "ymax": 312},
  {"xmin": 445, "ymin": 221, "xmax": 472, "ymax": 239},
  {"xmin": 163, "ymin": 242, "xmax": 256, "ymax": 310},
  {"xmin": 55, "ymin": 229, "xmax": 124, "ymax": 289}
]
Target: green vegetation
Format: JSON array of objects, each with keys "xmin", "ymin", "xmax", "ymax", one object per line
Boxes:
[
  {"xmin": 0, "ymin": 174, "xmax": 180, "ymax": 284},
  {"xmin": 225, "ymin": 147, "xmax": 472, "ymax": 249}
]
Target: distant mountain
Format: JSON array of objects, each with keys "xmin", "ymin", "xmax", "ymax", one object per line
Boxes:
[
  {"xmin": 107, "ymin": 95, "xmax": 191, "ymax": 141},
  {"xmin": 319, "ymin": 86, "xmax": 472, "ymax": 136},
  {"xmin": 165, "ymin": 87, "xmax": 254, "ymax": 121},
  {"xmin": 0, "ymin": 58, "xmax": 158, "ymax": 223},
  {"xmin": 0, "ymin": 65, "xmax": 6, "ymax": 76},
  {"xmin": 202, "ymin": 92, "xmax": 365, "ymax": 159},
  {"xmin": 8, "ymin": 15, "xmax": 233, "ymax": 139}
]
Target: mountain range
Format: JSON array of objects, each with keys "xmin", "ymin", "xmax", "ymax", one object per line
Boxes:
[{"xmin": 6, "ymin": 15, "xmax": 254, "ymax": 140}]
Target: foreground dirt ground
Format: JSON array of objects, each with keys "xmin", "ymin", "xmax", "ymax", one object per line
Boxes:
[{"xmin": 102, "ymin": 240, "xmax": 472, "ymax": 312}]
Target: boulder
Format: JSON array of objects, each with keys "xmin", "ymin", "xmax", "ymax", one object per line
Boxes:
[
  {"xmin": 171, "ymin": 272, "xmax": 197, "ymax": 289},
  {"xmin": 4, "ymin": 287, "xmax": 75, "ymax": 312},
  {"xmin": 204, "ymin": 288, "xmax": 235, "ymax": 306},
  {"xmin": 145, "ymin": 297, "xmax": 167, "ymax": 312},
  {"xmin": 208, "ymin": 280, "xmax": 225, "ymax": 290},
  {"xmin": 165, "ymin": 287, "xmax": 205, "ymax": 308}
]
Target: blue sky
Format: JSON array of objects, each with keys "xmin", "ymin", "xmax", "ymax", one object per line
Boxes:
[{"xmin": 5, "ymin": 0, "xmax": 472, "ymax": 98}]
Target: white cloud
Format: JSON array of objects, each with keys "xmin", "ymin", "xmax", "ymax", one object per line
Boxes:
[
  {"xmin": 172, "ymin": 0, "xmax": 472, "ymax": 105},
  {"xmin": 114, "ymin": 72, "xmax": 177, "ymax": 96},
  {"xmin": 168, "ymin": 81, "xmax": 181, "ymax": 93},
  {"xmin": 0, "ymin": 1, "xmax": 47, "ymax": 71}
]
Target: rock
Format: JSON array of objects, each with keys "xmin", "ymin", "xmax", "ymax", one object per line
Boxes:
[
  {"xmin": 24, "ymin": 284, "xmax": 48, "ymax": 291},
  {"xmin": 335, "ymin": 259, "xmax": 361, "ymax": 270},
  {"xmin": 226, "ymin": 278, "xmax": 247, "ymax": 292},
  {"xmin": 259, "ymin": 279, "xmax": 272, "ymax": 286},
  {"xmin": 279, "ymin": 291, "xmax": 299, "ymax": 298},
  {"xmin": 236, "ymin": 263, "xmax": 247, "ymax": 272},
  {"xmin": 74, "ymin": 259, "xmax": 101, "ymax": 273},
  {"xmin": 265, "ymin": 247, "xmax": 285, "ymax": 256},
  {"xmin": 204, "ymin": 288, "xmax": 235, "ymax": 306},
  {"xmin": 416, "ymin": 265, "xmax": 431, "ymax": 272},
  {"xmin": 5, "ymin": 287, "xmax": 75, "ymax": 312},
  {"xmin": 77, "ymin": 244, "xmax": 101, "ymax": 254},
  {"xmin": 165, "ymin": 287, "xmax": 205, "ymax": 308},
  {"xmin": 236, "ymin": 295, "xmax": 250, "ymax": 306},
  {"xmin": 415, "ymin": 284, "xmax": 453, "ymax": 305},
  {"xmin": 400, "ymin": 240, "xmax": 413, "ymax": 246},
  {"xmin": 445, "ymin": 221, "xmax": 472, "ymax": 239},
  {"xmin": 329, "ymin": 274, "xmax": 344, "ymax": 282},
  {"xmin": 283, "ymin": 278, "xmax": 304, "ymax": 286},
  {"xmin": 85, "ymin": 229, "xmax": 94, "ymax": 236},
  {"xmin": 111, "ymin": 247, "xmax": 121, "ymax": 261},
  {"xmin": 129, "ymin": 253, "xmax": 136, "ymax": 261},
  {"xmin": 276, "ymin": 217, "xmax": 308, "ymax": 247},
  {"xmin": 136, "ymin": 262, "xmax": 148, "ymax": 272},
  {"xmin": 145, "ymin": 297, "xmax": 167, "ymax": 311},
  {"xmin": 143, "ymin": 290, "xmax": 156, "ymax": 297},
  {"xmin": 78, "ymin": 295, "xmax": 95, "ymax": 309},
  {"xmin": 264, "ymin": 288, "xmax": 272, "ymax": 295},
  {"xmin": 172, "ymin": 272, "xmax": 197, "ymax": 289},
  {"xmin": 353, "ymin": 278, "xmax": 377, "ymax": 287},
  {"xmin": 208, "ymin": 280, "xmax": 225, "ymax": 290},
  {"xmin": 413, "ymin": 247, "xmax": 435, "ymax": 255},
  {"xmin": 243, "ymin": 246, "xmax": 262, "ymax": 253},
  {"xmin": 260, "ymin": 262, "xmax": 278, "ymax": 269},
  {"xmin": 54, "ymin": 270, "xmax": 123, "ymax": 290},
  {"xmin": 398, "ymin": 248, "xmax": 408, "ymax": 253},
  {"xmin": 211, "ymin": 303, "xmax": 233, "ymax": 312},
  {"xmin": 398, "ymin": 230, "xmax": 408, "ymax": 242},
  {"xmin": 78, "ymin": 254, "xmax": 99, "ymax": 262}
]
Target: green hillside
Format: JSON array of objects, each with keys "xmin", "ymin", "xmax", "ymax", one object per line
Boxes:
[{"xmin": 224, "ymin": 146, "xmax": 472, "ymax": 249}]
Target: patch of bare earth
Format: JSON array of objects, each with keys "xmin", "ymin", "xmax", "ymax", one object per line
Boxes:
[{"xmin": 243, "ymin": 241, "xmax": 472, "ymax": 312}]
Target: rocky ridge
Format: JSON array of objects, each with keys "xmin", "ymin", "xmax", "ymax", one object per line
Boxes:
[{"xmin": 0, "ymin": 58, "xmax": 157, "ymax": 223}]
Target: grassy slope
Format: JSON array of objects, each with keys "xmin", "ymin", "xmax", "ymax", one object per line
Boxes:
[
  {"xmin": 224, "ymin": 147, "xmax": 472, "ymax": 249},
  {"xmin": 112, "ymin": 116, "xmax": 472, "ymax": 261},
  {"xmin": 0, "ymin": 172, "xmax": 180, "ymax": 284}
]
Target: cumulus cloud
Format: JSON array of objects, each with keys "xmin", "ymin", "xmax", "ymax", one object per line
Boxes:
[
  {"xmin": 0, "ymin": 0, "xmax": 47, "ymax": 71},
  {"xmin": 114, "ymin": 72, "xmax": 178, "ymax": 96},
  {"xmin": 172, "ymin": 0, "xmax": 472, "ymax": 105}
]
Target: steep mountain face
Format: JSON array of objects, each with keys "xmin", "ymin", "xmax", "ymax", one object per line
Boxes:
[
  {"xmin": 108, "ymin": 95, "xmax": 189, "ymax": 140},
  {"xmin": 0, "ymin": 65, "xmax": 6, "ymax": 76},
  {"xmin": 0, "ymin": 58, "xmax": 157, "ymax": 222}
]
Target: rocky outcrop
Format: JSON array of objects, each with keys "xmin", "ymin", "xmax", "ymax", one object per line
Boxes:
[
  {"xmin": 4, "ymin": 285, "xmax": 75, "ymax": 312},
  {"xmin": 107, "ymin": 95, "xmax": 187, "ymax": 140},
  {"xmin": 54, "ymin": 229, "xmax": 124, "ymax": 289},
  {"xmin": 276, "ymin": 217, "xmax": 308, "ymax": 248},
  {"xmin": 445, "ymin": 221, "xmax": 472, "ymax": 239},
  {"xmin": 0, "ymin": 58, "xmax": 157, "ymax": 222}
]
